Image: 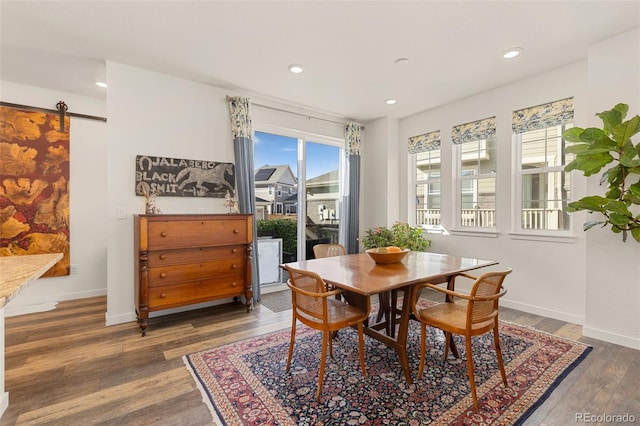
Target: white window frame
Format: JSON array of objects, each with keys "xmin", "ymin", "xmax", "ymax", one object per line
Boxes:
[
  {"xmin": 511, "ymin": 124, "xmax": 575, "ymax": 239},
  {"xmin": 414, "ymin": 148, "xmax": 443, "ymax": 232},
  {"xmin": 254, "ymin": 123, "xmax": 345, "ymax": 259},
  {"xmin": 453, "ymin": 138, "xmax": 497, "ymax": 231}
]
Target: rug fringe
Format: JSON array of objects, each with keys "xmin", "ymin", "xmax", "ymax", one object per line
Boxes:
[{"xmin": 183, "ymin": 355, "xmax": 223, "ymax": 426}]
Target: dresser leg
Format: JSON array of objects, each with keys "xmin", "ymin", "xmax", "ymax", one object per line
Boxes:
[
  {"xmin": 246, "ymin": 297, "xmax": 254, "ymax": 312},
  {"xmin": 136, "ymin": 310, "xmax": 148, "ymax": 337}
]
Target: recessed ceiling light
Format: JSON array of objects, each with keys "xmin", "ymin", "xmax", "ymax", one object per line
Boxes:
[
  {"xmin": 394, "ymin": 57, "xmax": 409, "ymax": 65},
  {"xmin": 385, "ymin": 98, "xmax": 397, "ymax": 105},
  {"xmin": 96, "ymin": 81, "xmax": 107, "ymax": 88},
  {"xmin": 288, "ymin": 64, "xmax": 304, "ymax": 74},
  {"xmin": 502, "ymin": 48, "xmax": 522, "ymax": 59}
]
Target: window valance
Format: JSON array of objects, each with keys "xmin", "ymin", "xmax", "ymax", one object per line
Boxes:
[
  {"xmin": 451, "ymin": 116, "xmax": 496, "ymax": 145},
  {"xmin": 408, "ymin": 130, "xmax": 440, "ymax": 154},
  {"xmin": 512, "ymin": 97, "xmax": 574, "ymax": 134}
]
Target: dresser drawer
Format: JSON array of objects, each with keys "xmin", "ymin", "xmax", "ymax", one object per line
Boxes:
[
  {"xmin": 148, "ymin": 278, "xmax": 245, "ymax": 310},
  {"xmin": 148, "ymin": 259, "xmax": 245, "ymax": 286},
  {"xmin": 147, "ymin": 219, "xmax": 248, "ymax": 249},
  {"xmin": 147, "ymin": 245, "xmax": 245, "ymax": 267}
]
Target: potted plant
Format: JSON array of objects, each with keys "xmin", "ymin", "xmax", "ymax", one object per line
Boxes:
[
  {"xmin": 360, "ymin": 222, "xmax": 431, "ymax": 251},
  {"xmin": 563, "ymin": 103, "xmax": 640, "ymax": 243}
]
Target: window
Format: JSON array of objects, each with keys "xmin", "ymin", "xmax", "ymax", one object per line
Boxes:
[
  {"xmin": 513, "ymin": 98, "xmax": 574, "ymax": 232},
  {"xmin": 452, "ymin": 117, "xmax": 497, "ymax": 229},
  {"xmin": 254, "ymin": 129, "xmax": 344, "ymax": 262},
  {"xmin": 410, "ymin": 131, "xmax": 441, "ymax": 227}
]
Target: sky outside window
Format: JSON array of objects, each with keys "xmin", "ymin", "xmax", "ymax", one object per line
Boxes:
[{"xmin": 254, "ymin": 131, "xmax": 338, "ymax": 179}]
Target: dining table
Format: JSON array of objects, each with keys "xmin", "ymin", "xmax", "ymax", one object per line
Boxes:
[{"xmin": 283, "ymin": 250, "xmax": 498, "ymax": 384}]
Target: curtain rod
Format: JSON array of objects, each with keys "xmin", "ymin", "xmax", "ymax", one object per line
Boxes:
[
  {"xmin": 0, "ymin": 101, "xmax": 107, "ymax": 122},
  {"xmin": 249, "ymin": 101, "xmax": 364, "ymax": 130}
]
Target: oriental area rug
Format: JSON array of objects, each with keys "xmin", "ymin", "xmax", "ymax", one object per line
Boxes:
[{"xmin": 184, "ymin": 314, "xmax": 591, "ymax": 425}]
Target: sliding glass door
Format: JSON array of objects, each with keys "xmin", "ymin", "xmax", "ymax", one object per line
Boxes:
[{"xmin": 253, "ymin": 129, "xmax": 343, "ymax": 286}]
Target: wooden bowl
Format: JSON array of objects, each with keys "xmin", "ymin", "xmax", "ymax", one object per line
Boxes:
[{"xmin": 365, "ymin": 248, "xmax": 410, "ymax": 264}]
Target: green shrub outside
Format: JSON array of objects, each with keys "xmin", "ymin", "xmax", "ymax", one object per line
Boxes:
[{"xmin": 257, "ymin": 219, "xmax": 297, "ymax": 254}]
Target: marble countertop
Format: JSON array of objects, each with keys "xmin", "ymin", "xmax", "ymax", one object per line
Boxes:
[{"xmin": 0, "ymin": 253, "xmax": 63, "ymax": 308}]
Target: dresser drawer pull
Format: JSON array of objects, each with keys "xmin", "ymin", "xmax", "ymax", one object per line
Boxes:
[
  {"xmin": 231, "ymin": 282, "xmax": 237, "ymax": 287},
  {"xmin": 160, "ymin": 272, "xmax": 167, "ymax": 278},
  {"xmin": 160, "ymin": 232, "xmax": 168, "ymax": 237},
  {"xmin": 231, "ymin": 264, "xmax": 238, "ymax": 269},
  {"xmin": 160, "ymin": 293, "xmax": 167, "ymax": 298},
  {"xmin": 233, "ymin": 229, "xmax": 240, "ymax": 234},
  {"xmin": 231, "ymin": 248, "xmax": 238, "ymax": 253},
  {"xmin": 159, "ymin": 254, "xmax": 167, "ymax": 260}
]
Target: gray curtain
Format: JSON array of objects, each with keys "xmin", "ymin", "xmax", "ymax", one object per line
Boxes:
[
  {"xmin": 344, "ymin": 122, "xmax": 362, "ymax": 254},
  {"xmin": 226, "ymin": 96, "xmax": 261, "ymax": 303}
]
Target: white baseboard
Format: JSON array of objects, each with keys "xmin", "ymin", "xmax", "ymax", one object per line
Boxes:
[
  {"xmin": 4, "ymin": 288, "xmax": 106, "ymax": 318},
  {"xmin": 105, "ymin": 298, "xmax": 236, "ymax": 326},
  {"xmin": 0, "ymin": 391, "xmax": 8, "ymax": 418},
  {"xmin": 105, "ymin": 311, "xmax": 137, "ymax": 326},
  {"xmin": 582, "ymin": 326, "xmax": 640, "ymax": 350},
  {"xmin": 5, "ymin": 302, "xmax": 58, "ymax": 317},
  {"xmin": 501, "ymin": 299, "xmax": 584, "ymax": 325}
]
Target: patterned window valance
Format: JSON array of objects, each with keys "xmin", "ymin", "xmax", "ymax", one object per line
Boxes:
[
  {"xmin": 408, "ymin": 130, "xmax": 440, "ymax": 154},
  {"xmin": 345, "ymin": 122, "xmax": 362, "ymax": 156},
  {"xmin": 512, "ymin": 97, "xmax": 574, "ymax": 134},
  {"xmin": 226, "ymin": 96, "xmax": 253, "ymax": 139},
  {"xmin": 451, "ymin": 116, "xmax": 496, "ymax": 145}
]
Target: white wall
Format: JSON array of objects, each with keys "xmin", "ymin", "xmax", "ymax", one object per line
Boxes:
[
  {"xmin": 582, "ymin": 28, "xmax": 640, "ymax": 348},
  {"xmin": 370, "ymin": 61, "xmax": 591, "ymax": 326},
  {"xmin": 1, "ymin": 82, "xmax": 108, "ymax": 315},
  {"xmin": 105, "ymin": 62, "xmax": 351, "ymax": 325},
  {"xmin": 361, "ymin": 28, "xmax": 640, "ymax": 348},
  {"xmin": 105, "ymin": 62, "xmax": 238, "ymax": 325}
]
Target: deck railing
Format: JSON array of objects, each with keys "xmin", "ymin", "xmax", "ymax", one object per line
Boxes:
[{"xmin": 416, "ymin": 208, "xmax": 564, "ymax": 230}]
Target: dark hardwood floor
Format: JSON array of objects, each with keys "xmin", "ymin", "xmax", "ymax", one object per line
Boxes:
[{"xmin": 2, "ymin": 294, "xmax": 638, "ymax": 425}]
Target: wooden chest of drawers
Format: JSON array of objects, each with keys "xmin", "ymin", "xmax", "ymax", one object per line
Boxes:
[{"xmin": 134, "ymin": 214, "xmax": 253, "ymax": 335}]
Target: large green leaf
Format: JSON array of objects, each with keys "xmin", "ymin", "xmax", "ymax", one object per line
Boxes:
[
  {"xmin": 565, "ymin": 143, "xmax": 590, "ymax": 154},
  {"xmin": 567, "ymin": 196, "xmax": 609, "ymax": 212},
  {"xmin": 629, "ymin": 182, "xmax": 640, "ymax": 198},
  {"xmin": 562, "ymin": 127, "xmax": 585, "ymax": 142},
  {"xmin": 564, "ymin": 159, "xmax": 578, "ymax": 172},
  {"xmin": 597, "ymin": 108, "xmax": 623, "ymax": 134},
  {"xmin": 606, "ymin": 187, "xmax": 622, "ymax": 199},
  {"xmin": 609, "ymin": 212, "xmax": 631, "ymax": 226},
  {"xmin": 612, "ymin": 115, "xmax": 640, "ymax": 145},
  {"xmin": 619, "ymin": 143, "xmax": 640, "ymax": 167},
  {"xmin": 590, "ymin": 137, "xmax": 618, "ymax": 151},
  {"xmin": 580, "ymin": 127, "xmax": 606, "ymax": 143},
  {"xmin": 604, "ymin": 164, "xmax": 623, "ymax": 186},
  {"xmin": 604, "ymin": 200, "xmax": 632, "ymax": 215},
  {"xmin": 574, "ymin": 152, "xmax": 614, "ymax": 175},
  {"xmin": 631, "ymin": 227, "xmax": 640, "ymax": 243}
]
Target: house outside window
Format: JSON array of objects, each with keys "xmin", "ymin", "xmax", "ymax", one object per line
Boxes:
[
  {"xmin": 513, "ymin": 98, "xmax": 574, "ymax": 232},
  {"xmin": 452, "ymin": 116, "xmax": 497, "ymax": 229},
  {"xmin": 410, "ymin": 131, "xmax": 441, "ymax": 227},
  {"xmin": 275, "ymin": 202, "xmax": 283, "ymax": 214}
]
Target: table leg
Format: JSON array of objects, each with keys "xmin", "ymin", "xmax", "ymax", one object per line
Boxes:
[
  {"xmin": 394, "ymin": 285, "xmax": 413, "ymax": 384},
  {"xmin": 349, "ymin": 287, "xmax": 414, "ymax": 384},
  {"xmin": 445, "ymin": 276, "xmax": 460, "ymax": 359}
]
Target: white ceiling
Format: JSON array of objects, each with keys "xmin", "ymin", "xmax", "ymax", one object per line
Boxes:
[{"xmin": 1, "ymin": 1, "xmax": 639, "ymax": 122}]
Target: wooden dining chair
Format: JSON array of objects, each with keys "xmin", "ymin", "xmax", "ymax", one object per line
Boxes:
[
  {"xmin": 312, "ymin": 243, "xmax": 346, "ymax": 258},
  {"xmin": 313, "ymin": 243, "xmax": 395, "ymax": 334},
  {"xmin": 411, "ymin": 269, "xmax": 512, "ymax": 409},
  {"xmin": 312, "ymin": 243, "xmax": 370, "ymax": 320},
  {"xmin": 283, "ymin": 265, "xmax": 370, "ymax": 400}
]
